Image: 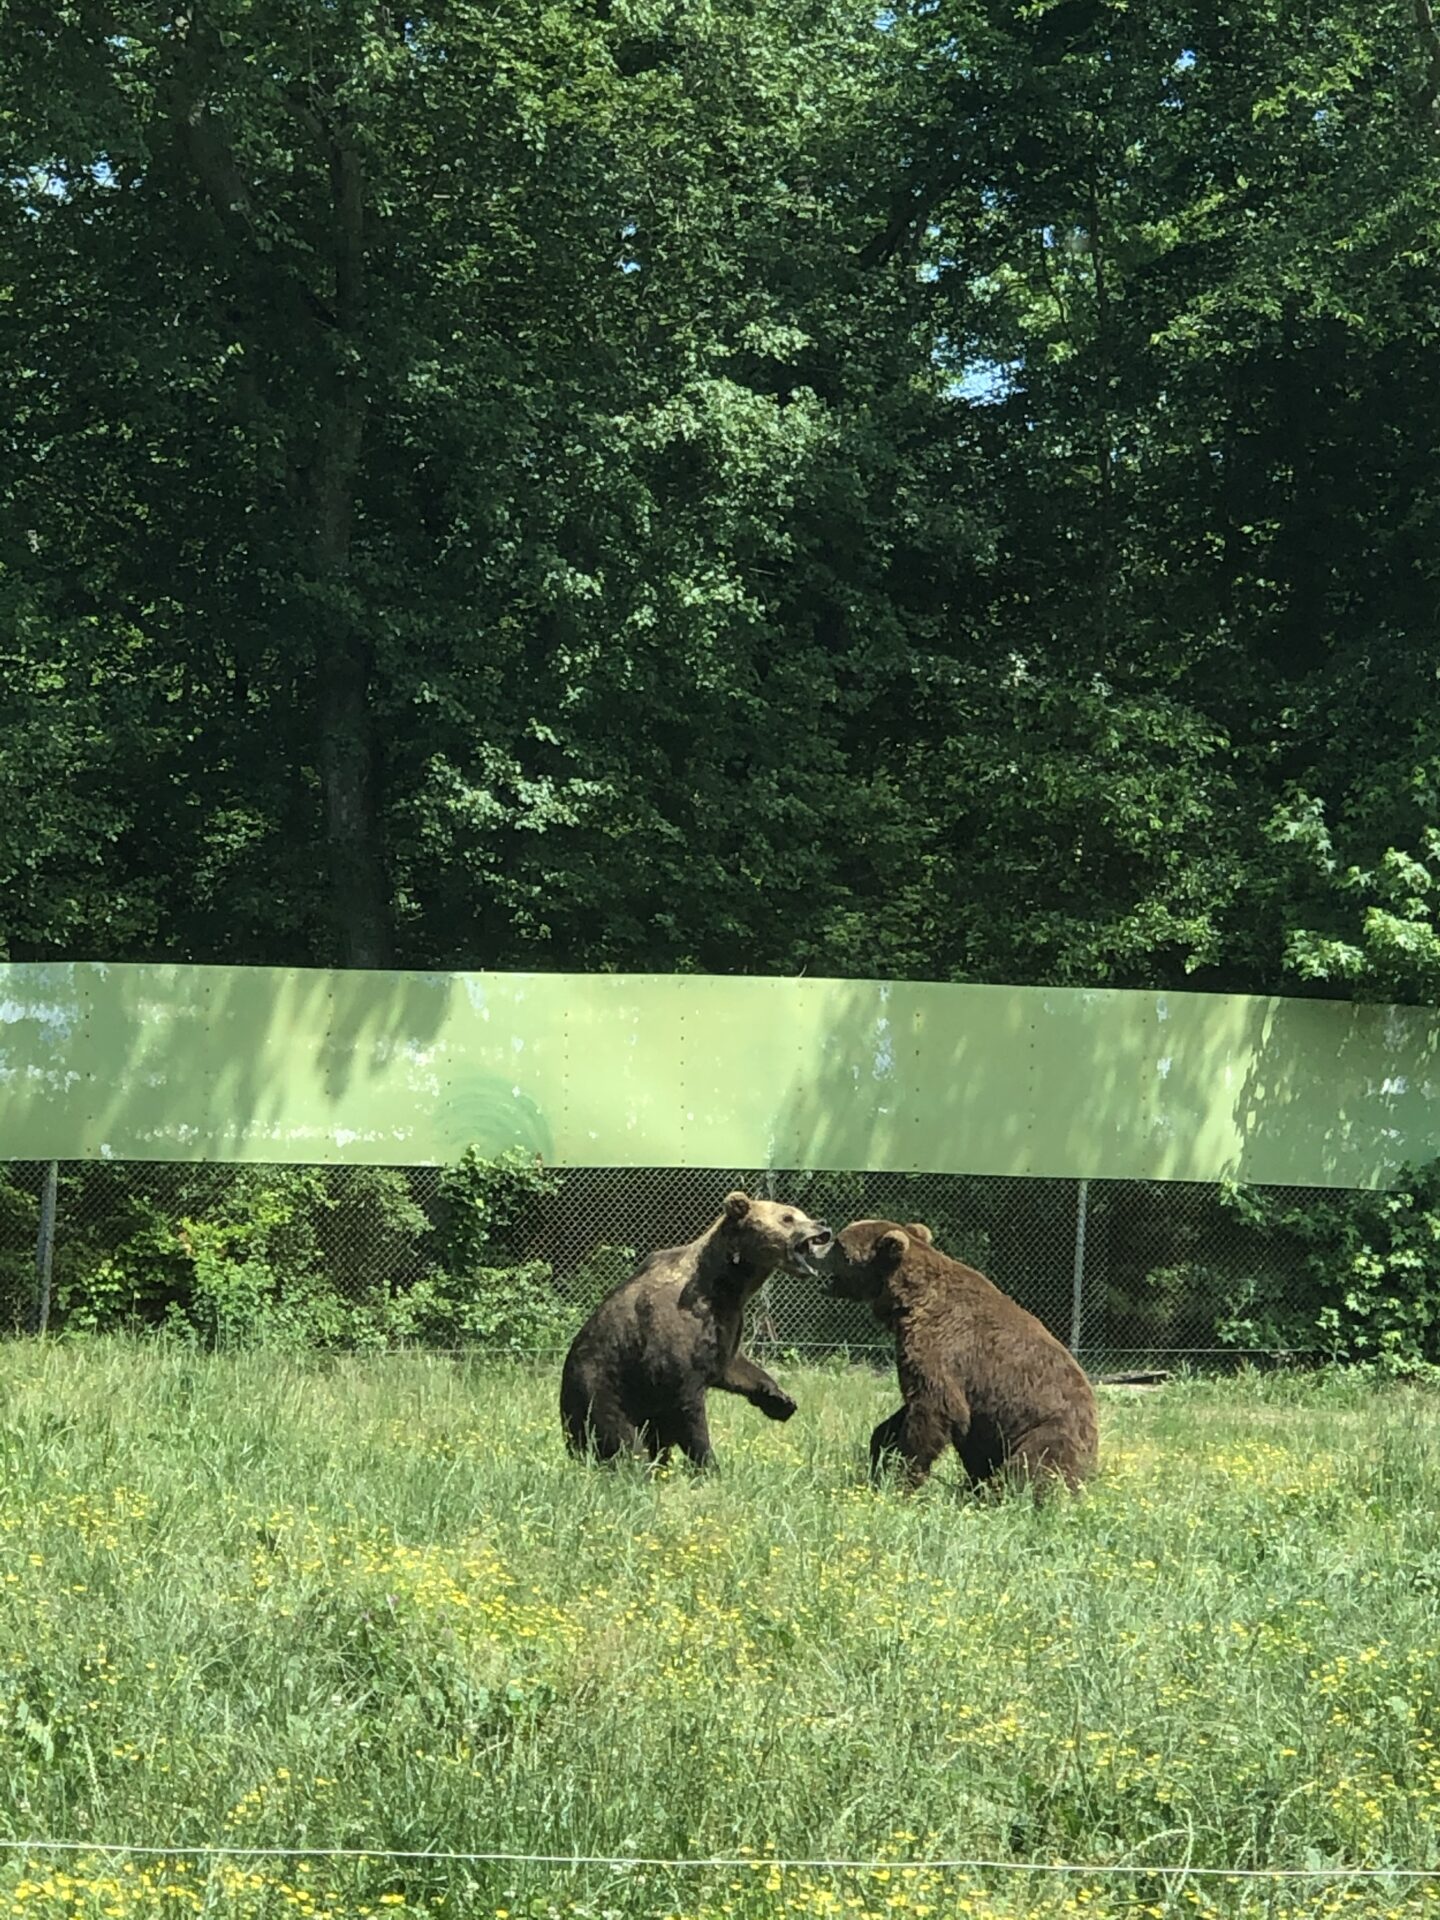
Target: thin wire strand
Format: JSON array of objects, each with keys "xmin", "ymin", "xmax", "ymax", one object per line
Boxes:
[
  {"xmin": 0, "ymin": 1839, "xmax": 1434, "ymax": 1880},
  {"xmin": 256, "ymin": 1343, "xmax": 1296, "ymax": 1359}
]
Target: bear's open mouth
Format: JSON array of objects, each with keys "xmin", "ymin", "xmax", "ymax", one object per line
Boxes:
[{"xmin": 785, "ymin": 1227, "xmax": 834, "ymax": 1278}]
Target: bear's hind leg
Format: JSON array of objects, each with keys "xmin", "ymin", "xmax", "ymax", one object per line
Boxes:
[
  {"xmin": 872, "ymin": 1401, "xmax": 950, "ymax": 1488},
  {"xmin": 869, "ymin": 1406, "xmax": 908, "ymax": 1481},
  {"xmin": 566, "ymin": 1394, "xmax": 646, "ymax": 1463},
  {"xmin": 637, "ymin": 1423, "xmax": 674, "ymax": 1466},
  {"xmin": 956, "ymin": 1422, "xmax": 1007, "ymax": 1491},
  {"xmin": 1003, "ymin": 1417, "xmax": 1093, "ymax": 1497},
  {"xmin": 668, "ymin": 1398, "xmax": 716, "ymax": 1470}
]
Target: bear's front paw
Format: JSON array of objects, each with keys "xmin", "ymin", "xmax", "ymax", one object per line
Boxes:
[{"xmin": 762, "ymin": 1391, "xmax": 798, "ymax": 1422}]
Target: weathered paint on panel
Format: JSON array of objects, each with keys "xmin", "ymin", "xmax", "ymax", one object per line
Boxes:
[{"xmin": 1, "ymin": 963, "xmax": 1438, "ymax": 1186}]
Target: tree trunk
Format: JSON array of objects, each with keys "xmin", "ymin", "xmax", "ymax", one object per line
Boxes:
[
  {"xmin": 317, "ymin": 629, "xmax": 390, "ymax": 969},
  {"xmin": 311, "ymin": 378, "xmax": 390, "ymax": 970},
  {"xmin": 167, "ymin": 25, "xmax": 390, "ymax": 966}
]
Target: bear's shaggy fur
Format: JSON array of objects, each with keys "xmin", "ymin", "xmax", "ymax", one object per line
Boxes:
[
  {"xmin": 560, "ymin": 1192, "xmax": 833, "ymax": 1467},
  {"xmin": 828, "ymin": 1218, "xmax": 1098, "ymax": 1493}
]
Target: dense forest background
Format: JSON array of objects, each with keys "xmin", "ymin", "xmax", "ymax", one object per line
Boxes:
[{"xmin": 5, "ymin": 0, "xmax": 1440, "ymax": 999}]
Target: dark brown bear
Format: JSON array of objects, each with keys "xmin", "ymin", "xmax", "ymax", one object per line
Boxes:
[
  {"xmin": 560, "ymin": 1192, "xmax": 833, "ymax": 1467},
  {"xmin": 829, "ymin": 1219, "xmax": 1098, "ymax": 1493}
]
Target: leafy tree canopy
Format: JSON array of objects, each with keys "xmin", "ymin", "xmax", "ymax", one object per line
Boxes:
[{"xmin": 3, "ymin": 0, "xmax": 1439, "ymax": 997}]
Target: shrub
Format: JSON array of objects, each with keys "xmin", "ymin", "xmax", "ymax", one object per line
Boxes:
[
  {"xmin": 403, "ymin": 1260, "xmax": 575, "ymax": 1354},
  {"xmin": 18, "ymin": 1151, "xmax": 582, "ymax": 1353},
  {"xmin": 1219, "ymin": 1163, "xmax": 1440, "ymax": 1372},
  {"xmin": 418, "ymin": 1148, "xmax": 575, "ymax": 1353},
  {"xmin": 433, "ymin": 1146, "xmax": 561, "ymax": 1272},
  {"xmin": 0, "ymin": 1168, "xmax": 40, "ymax": 1331}
]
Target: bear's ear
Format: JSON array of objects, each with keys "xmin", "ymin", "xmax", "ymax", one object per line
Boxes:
[
  {"xmin": 723, "ymin": 1191, "xmax": 752, "ymax": 1224},
  {"xmin": 877, "ymin": 1229, "xmax": 909, "ymax": 1265},
  {"xmin": 905, "ymin": 1222, "xmax": 934, "ymax": 1246}
]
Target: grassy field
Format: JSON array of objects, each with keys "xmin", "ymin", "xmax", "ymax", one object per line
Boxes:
[{"xmin": 1, "ymin": 1347, "xmax": 1439, "ymax": 1920}]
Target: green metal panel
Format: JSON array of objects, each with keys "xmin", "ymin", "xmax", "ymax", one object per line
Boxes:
[{"xmin": 2, "ymin": 962, "xmax": 1439, "ymax": 1185}]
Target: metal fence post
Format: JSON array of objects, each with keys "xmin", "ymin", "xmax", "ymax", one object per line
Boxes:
[
  {"xmin": 1069, "ymin": 1177, "xmax": 1089, "ymax": 1358},
  {"xmin": 34, "ymin": 1160, "xmax": 58, "ymax": 1336},
  {"xmin": 757, "ymin": 1165, "xmax": 777, "ymax": 1348}
]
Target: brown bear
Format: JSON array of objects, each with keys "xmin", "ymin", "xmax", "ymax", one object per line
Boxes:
[
  {"xmin": 560, "ymin": 1192, "xmax": 833, "ymax": 1467},
  {"xmin": 828, "ymin": 1219, "xmax": 1098, "ymax": 1494}
]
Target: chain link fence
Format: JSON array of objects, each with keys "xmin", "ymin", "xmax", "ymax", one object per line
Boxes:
[{"xmin": 0, "ymin": 1158, "xmax": 1346, "ymax": 1372}]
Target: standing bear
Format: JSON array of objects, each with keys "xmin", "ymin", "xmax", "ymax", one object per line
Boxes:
[
  {"xmin": 828, "ymin": 1219, "xmax": 1098, "ymax": 1493},
  {"xmin": 561, "ymin": 1192, "xmax": 833, "ymax": 1467}
]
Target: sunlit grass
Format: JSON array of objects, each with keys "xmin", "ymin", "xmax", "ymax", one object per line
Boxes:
[{"xmin": 0, "ymin": 1344, "xmax": 1437, "ymax": 1917}]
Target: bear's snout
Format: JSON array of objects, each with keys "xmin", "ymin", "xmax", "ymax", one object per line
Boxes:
[
  {"xmin": 824, "ymin": 1233, "xmax": 872, "ymax": 1297},
  {"xmin": 784, "ymin": 1221, "xmax": 833, "ymax": 1277}
]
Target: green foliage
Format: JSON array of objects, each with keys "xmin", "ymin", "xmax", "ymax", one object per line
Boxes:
[
  {"xmin": 5, "ymin": 0, "xmax": 1440, "ymax": 992},
  {"xmin": 1220, "ymin": 1163, "xmax": 1440, "ymax": 1371},
  {"xmin": 27, "ymin": 1154, "xmax": 583, "ymax": 1353},
  {"xmin": 402, "ymin": 1261, "xmax": 574, "ymax": 1357},
  {"xmin": 46, "ymin": 1165, "xmax": 435, "ymax": 1351},
  {"xmin": 53, "ymin": 1192, "xmax": 191, "ymax": 1337},
  {"xmin": 433, "ymin": 1147, "xmax": 561, "ymax": 1274},
  {"xmin": 0, "ymin": 1172, "xmax": 39, "ymax": 1331},
  {"xmin": 413, "ymin": 1148, "xmax": 573, "ymax": 1352},
  {"xmin": 181, "ymin": 1228, "xmax": 277, "ymax": 1354}
]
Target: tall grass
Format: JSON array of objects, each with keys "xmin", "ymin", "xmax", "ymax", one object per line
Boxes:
[{"xmin": 0, "ymin": 1344, "xmax": 1438, "ymax": 1918}]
